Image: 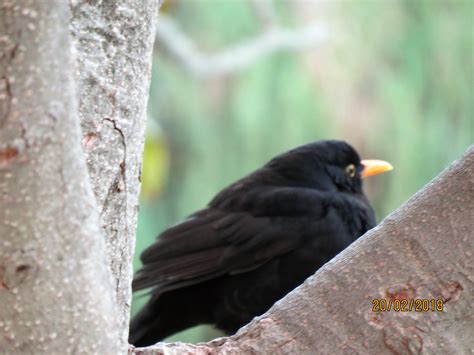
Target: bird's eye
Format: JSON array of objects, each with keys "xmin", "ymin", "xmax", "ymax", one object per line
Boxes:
[{"xmin": 345, "ymin": 164, "xmax": 356, "ymax": 177}]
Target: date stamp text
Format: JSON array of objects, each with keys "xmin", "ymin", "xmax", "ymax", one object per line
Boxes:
[{"xmin": 372, "ymin": 298, "xmax": 444, "ymax": 312}]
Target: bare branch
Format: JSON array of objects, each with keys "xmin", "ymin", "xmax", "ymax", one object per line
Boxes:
[
  {"xmin": 155, "ymin": 15, "xmax": 327, "ymax": 79},
  {"xmin": 70, "ymin": 0, "xmax": 160, "ymax": 351},
  {"xmin": 0, "ymin": 1, "xmax": 119, "ymax": 352},
  {"xmin": 131, "ymin": 145, "xmax": 474, "ymax": 354}
]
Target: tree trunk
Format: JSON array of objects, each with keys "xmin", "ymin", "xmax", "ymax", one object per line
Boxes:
[
  {"xmin": 131, "ymin": 145, "xmax": 474, "ymax": 354},
  {"xmin": 70, "ymin": 0, "xmax": 160, "ymax": 351},
  {"xmin": 0, "ymin": 1, "xmax": 119, "ymax": 353}
]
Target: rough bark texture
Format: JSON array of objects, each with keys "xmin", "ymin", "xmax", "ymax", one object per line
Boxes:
[
  {"xmin": 0, "ymin": 1, "xmax": 119, "ymax": 353},
  {"xmin": 70, "ymin": 0, "xmax": 160, "ymax": 350},
  {"xmin": 131, "ymin": 145, "xmax": 474, "ymax": 354}
]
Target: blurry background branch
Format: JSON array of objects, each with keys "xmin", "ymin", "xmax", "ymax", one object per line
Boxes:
[{"xmin": 154, "ymin": 11, "xmax": 327, "ymax": 79}]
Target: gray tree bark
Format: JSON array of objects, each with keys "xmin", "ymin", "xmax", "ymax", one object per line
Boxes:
[
  {"xmin": 131, "ymin": 146, "xmax": 474, "ymax": 354},
  {"xmin": 70, "ymin": 0, "xmax": 160, "ymax": 351},
  {"xmin": 0, "ymin": 1, "xmax": 119, "ymax": 353}
]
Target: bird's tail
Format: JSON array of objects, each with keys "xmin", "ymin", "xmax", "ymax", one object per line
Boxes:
[
  {"xmin": 128, "ymin": 291, "xmax": 201, "ymax": 347},
  {"xmin": 129, "ymin": 303, "xmax": 161, "ymax": 347}
]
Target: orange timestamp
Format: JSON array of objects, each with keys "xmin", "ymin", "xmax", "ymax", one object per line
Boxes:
[{"xmin": 372, "ymin": 298, "xmax": 444, "ymax": 313}]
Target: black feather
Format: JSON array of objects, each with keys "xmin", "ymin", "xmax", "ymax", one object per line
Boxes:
[{"xmin": 130, "ymin": 140, "xmax": 376, "ymax": 346}]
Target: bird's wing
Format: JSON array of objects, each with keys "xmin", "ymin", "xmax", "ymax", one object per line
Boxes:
[
  {"xmin": 132, "ymin": 187, "xmax": 333, "ymax": 294},
  {"xmin": 133, "ymin": 208, "xmax": 304, "ymax": 293}
]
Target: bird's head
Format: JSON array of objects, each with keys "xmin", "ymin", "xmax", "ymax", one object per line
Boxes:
[{"xmin": 265, "ymin": 140, "xmax": 393, "ymax": 193}]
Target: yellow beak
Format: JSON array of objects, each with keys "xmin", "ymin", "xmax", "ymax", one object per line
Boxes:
[{"xmin": 361, "ymin": 159, "xmax": 393, "ymax": 178}]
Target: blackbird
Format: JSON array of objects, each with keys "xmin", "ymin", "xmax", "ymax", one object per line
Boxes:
[{"xmin": 129, "ymin": 140, "xmax": 392, "ymax": 346}]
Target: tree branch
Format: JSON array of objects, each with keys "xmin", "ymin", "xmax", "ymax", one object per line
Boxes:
[
  {"xmin": 155, "ymin": 15, "xmax": 327, "ymax": 79},
  {"xmin": 0, "ymin": 1, "xmax": 119, "ymax": 352},
  {"xmin": 70, "ymin": 0, "xmax": 160, "ymax": 351},
  {"xmin": 131, "ymin": 145, "xmax": 474, "ymax": 354}
]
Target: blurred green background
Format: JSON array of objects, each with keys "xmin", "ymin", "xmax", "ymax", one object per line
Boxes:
[{"xmin": 133, "ymin": 0, "xmax": 473, "ymax": 343}]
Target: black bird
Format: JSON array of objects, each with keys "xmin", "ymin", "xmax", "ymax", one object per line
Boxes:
[{"xmin": 130, "ymin": 140, "xmax": 392, "ymax": 346}]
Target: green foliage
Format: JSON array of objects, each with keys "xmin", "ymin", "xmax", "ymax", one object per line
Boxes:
[
  {"xmin": 140, "ymin": 130, "xmax": 169, "ymax": 200},
  {"xmin": 135, "ymin": 0, "xmax": 473, "ymax": 343}
]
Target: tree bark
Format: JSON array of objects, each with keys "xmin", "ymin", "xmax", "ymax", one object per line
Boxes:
[
  {"xmin": 0, "ymin": 1, "xmax": 119, "ymax": 353},
  {"xmin": 70, "ymin": 0, "xmax": 160, "ymax": 350},
  {"xmin": 131, "ymin": 145, "xmax": 474, "ymax": 354}
]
